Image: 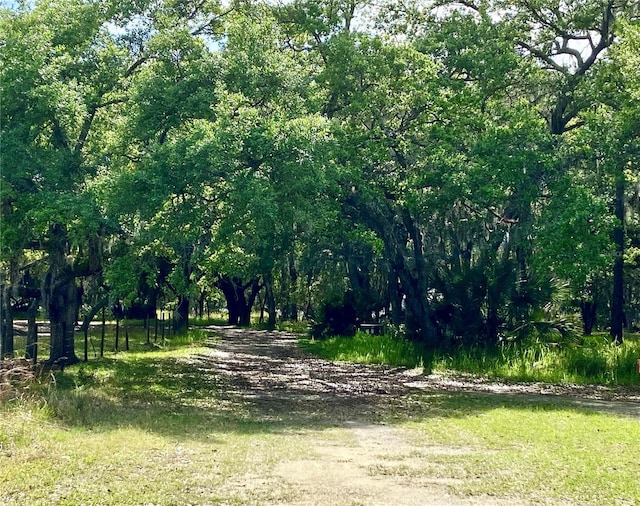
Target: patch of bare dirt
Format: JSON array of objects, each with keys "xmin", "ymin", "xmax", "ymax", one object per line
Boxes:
[
  {"xmin": 202, "ymin": 326, "xmax": 640, "ymax": 422},
  {"xmin": 192, "ymin": 326, "xmax": 640, "ymax": 505}
]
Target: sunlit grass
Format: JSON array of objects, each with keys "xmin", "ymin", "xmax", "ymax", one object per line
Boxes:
[
  {"xmin": 275, "ymin": 320, "xmax": 311, "ymax": 333},
  {"xmin": 10, "ymin": 323, "xmax": 210, "ymax": 364},
  {"xmin": 190, "ymin": 313, "xmax": 230, "ymax": 326},
  {"xmin": 397, "ymin": 393, "xmax": 640, "ymax": 504},
  {"xmin": 0, "ymin": 330, "xmax": 303, "ymax": 505},
  {"xmin": 300, "ymin": 331, "xmax": 425, "ymax": 368}
]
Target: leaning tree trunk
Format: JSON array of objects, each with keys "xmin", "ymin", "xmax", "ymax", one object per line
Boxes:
[
  {"xmin": 239, "ymin": 280, "xmax": 261, "ymax": 327},
  {"xmin": 79, "ymin": 296, "xmax": 109, "ymax": 362},
  {"xmin": 358, "ymin": 197, "xmax": 439, "ymax": 346}
]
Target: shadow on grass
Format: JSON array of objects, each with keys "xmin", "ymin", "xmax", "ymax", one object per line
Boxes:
[
  {"xmin": 46, "ymin": 353, "xmax": 257, "ymax": 441},
  {"xmin": 41, "ymin": 326, "xmax": 639, "ymax": 442}
]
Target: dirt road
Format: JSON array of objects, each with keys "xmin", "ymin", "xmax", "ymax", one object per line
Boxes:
[{"xmin": 196, "ymin": 326, "xmax": 640, "ymax": 505}]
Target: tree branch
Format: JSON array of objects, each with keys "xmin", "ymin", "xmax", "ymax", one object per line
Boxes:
[
  {"xmin": 517, "ymin": 40, "xmax": 567, "ymax": 74},
  {"xmin": 124, "ymin": 56, "xmax": 148, "ymax": 78},
  {"xmin": 74, "ymin": 110, "xmax": 97, "ymax": 155},
  {"xmin": 190, "ymin": 6, "xmax": 235, "ymax": 36}
]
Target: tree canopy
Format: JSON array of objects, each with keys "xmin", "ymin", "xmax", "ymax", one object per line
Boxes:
[{"xmin": 1, "ymin": 0, "xmax": 639, "ymax": 362}]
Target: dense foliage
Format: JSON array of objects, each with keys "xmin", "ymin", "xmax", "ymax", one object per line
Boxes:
[{"xmin": 1, "ymin": 0, "xmax": 639, "ymax": 363}]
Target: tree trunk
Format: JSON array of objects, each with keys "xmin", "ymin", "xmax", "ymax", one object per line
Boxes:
[
  {"xmin": 625, "ymin": 284, "xmax": 633, "ymax": 332},
  {"xmin": 486, "ymin": 296, "xmax": 499, "ymax": 344},
  {"xmin": 288, "ymin": 254, "xmax": 298, "ymax": 321},
  {"xmin": 264, "ymin": 276, "xmax": 277, "ymax": 330},
  {"xmin": 100, "ymin": 307, "xmax": 106, "ymax": 357},
  {"xmin": 80, "ymin": 299, "xmax": 103, "ymax": 362},
  {"xmin": 26, "ymin": 298, "xmax": 39, "ymax": 363},
  {"xmin": 237, "ymin": 296, "xmax": 250, "ymax": 326},
  {"xmin": 400, "ymin": 211, "xmax": 439, "ymax": 347},
  {"xmin": 197, "ymin": 290, "xmax": 206, "ymax": 319},
  {"xmin": 174, "ymin": 295, "xmax": 189, "ymax": 334},
  {"xmin": 125, "ymin": 316, "xmax": 129, "ymax": 351},
  {"xmin": 357, "ymin": 198, "xmax": 439, "ymax": 346},
  {"xmin": 115, "ymin": 315, "xmax": 120, "ymax": 352},
  {"xmin": 239, "ymin": 280, "xmax": 261, "ymax": 326},
  {"xmin": 44, "ymin": 272, "xmax": 80, "ymax": 365},
  {"xmin": 217, "ymin": 276, "xmax": 241, "ymax": 325},
  {"xmin": 280, "ymin": 264, "xmax": 290, "ymax": 321},
  {"xmin": 400, "ymin": 275, "xmax": 438, "ymax": 346},
  {"xmin": 43, "ymin": 225, "xmax": 80, "ymax": 365},
  {"xmin": 80, "ymin": 296, "xmax": 109, "ymax": 336},
  {"xmin": 610, "ymin": 171, "xmax": 625, "ymax": 344},
  {"xmin": 173, "ymin": 245, "xmax": 193, "ymax": 332},
  {"xmin": 580, "ymin": 300, "xmax": 597, "ymax": 336},
  {"xmin": 388, "ymin": 271, "xmax": 403, "ymax": 326},
  {"xmin": 1, "ymin": 284, "xmax": 14, "ymax": 358},
  {"xmin": 216, "ymin": 276, "xmax": 260, "ymax": 326}
]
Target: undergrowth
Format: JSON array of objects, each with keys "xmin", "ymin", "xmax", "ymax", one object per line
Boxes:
[{"xmin": 301, "ymin": 331, "xmax": 640, "ymax": 386}]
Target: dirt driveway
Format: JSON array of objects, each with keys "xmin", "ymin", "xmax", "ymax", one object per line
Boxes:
[{"xmin": 197, "ymin": 326, "xmax": 640, "ymax": 505}]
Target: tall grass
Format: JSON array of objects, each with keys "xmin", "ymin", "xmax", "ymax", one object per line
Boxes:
[
  {"xmin": 300, "ymin": 331, "xmax": 425, "ymax": 368},
  {"xmin": 301, "ymin": 331, "xmax": 640, "ymax": 386},
  {"xmin": 433, "ymin": 335, "xmax": 640, "ymax": 385}
]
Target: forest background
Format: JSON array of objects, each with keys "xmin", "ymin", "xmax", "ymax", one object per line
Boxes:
[{"xmin": 1, "ymin": 0, "xmax": 640, "ymax": 368}]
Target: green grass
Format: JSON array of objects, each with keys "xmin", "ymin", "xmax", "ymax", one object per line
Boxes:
[
  {"xmin": 300, "ymin": 331, "xmax": 425, "ymax": 368},
  {"xmin": 275, "ymin": 320, "xmax": 311, "ymax": 333},
  {"xmin": 250, "ymin": 320, "xmax": 312, "ymax": 333},
  {"xmin": 10, "ymin": 322, "xmax": 209, "ymax": 364},
  {"xmin": 396, "ymin": 393, "xmax": 640, "ymax": 504},
  {"xmin": 190, "ymin": 313, "xmax": 231, "ymax": 326}
]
